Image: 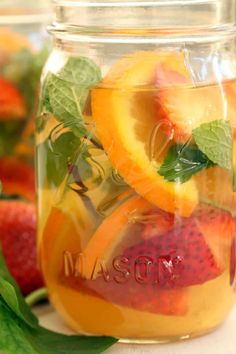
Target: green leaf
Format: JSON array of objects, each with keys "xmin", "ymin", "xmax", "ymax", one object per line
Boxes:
[
  {"xmin": 0, "ymin": 298, "xmax": 117, "ymax": 354},
  {"xmin": 193, "ymin": 120, "xmax": 232, "ymax": 170},
  {"xmin": 40, "ymin": 57, "xmax": 101, "ymax": 127},
  {"xmin": 47, "ymin": 74, "xmax": 89, "ymax": 128},
  {"xmin": 0, "ymin": 250, "xmax": 38, "ymax": 328},
  {"xmin": 158, "ymin": 144, "xmax": 215, "ymax": 183},
  {"xmin": 0, "ymin": 248, "xmax": 117, "ymax": 354},
  {"xmin": 0, "ymin": 299, "xmax": 37, "ymax": 354},
  {"xmin": 58, "ymin": 57, "xmax": 102, "ymax": 86}
]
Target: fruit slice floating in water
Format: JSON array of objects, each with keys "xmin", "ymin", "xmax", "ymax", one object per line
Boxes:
[
  {"xmin": 123, "ymin": 215, "xmax": 222, "ymax": 289},
  {"xmin": 85, "ymin": 277, "xmax": 188, "ymax": 316},
  {"xmin": 155, "ymin": 61, "xmax": 236, "ymax": 142},
  {"xmin": 81, "ymin": 196, "xmax": 152, "ymax": 280},
  {"xmin": 92, "ymin": 51, "xmax": 198, "ymax": 217},
  {"xmin": 196, "ymin": 166, "xmax": 236, "ymax": 215}
]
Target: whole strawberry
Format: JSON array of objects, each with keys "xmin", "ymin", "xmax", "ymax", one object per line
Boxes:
[{"xmin": 0, "ymin": 200, "xmax": 44, "ymax": 295}]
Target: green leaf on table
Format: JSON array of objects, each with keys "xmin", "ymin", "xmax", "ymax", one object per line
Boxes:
[
  {"xmin": 193, "ymin": 120, "xmax": 232, "ymax": 170},
  {"xmin": 0, "ymin": 248, "xmax": 117, "ymax": 354},
  {"xmin": 158, "ymin": 144, "xmax": 215, "ymax": 183},
  {"xmin": 0, "ymin": 250, "xmax": 38, "ymax": 328}
]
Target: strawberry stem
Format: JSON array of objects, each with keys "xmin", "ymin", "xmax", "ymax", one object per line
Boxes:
[{"xmin": 25, "ymin": 288, "xmax": 48, "ymax": 307}]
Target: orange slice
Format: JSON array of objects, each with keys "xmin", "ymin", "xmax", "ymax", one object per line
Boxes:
[
  {"xmin": 82, "ymin": 196, "xmax": 152, "ymax": 279},
  {"xmin": 40, "ymin": 189, "xmax": 98, "ymax": 282},
  {"xmin": 196, "ymin": 166, "xmax": 236, "ymax": 215},
  {"xmin": 91, "ymin": 51, "xmax": 198, "ymax": 217}
]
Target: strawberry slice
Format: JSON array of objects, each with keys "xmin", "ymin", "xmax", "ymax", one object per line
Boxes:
[
  {"xmin": 84, "ymin": 278, "xmax": 188, "ymax": 316},
  {"xmin": 142, "ymin": 209, "xmax": 174, "ymax": 240},
  {"xmin": 0, "ymin": 77, "xmax": 26, "ymax": 120},
  {"xmin": 122, "ymin": 213, "xmax": 222, "ymax": 289}
]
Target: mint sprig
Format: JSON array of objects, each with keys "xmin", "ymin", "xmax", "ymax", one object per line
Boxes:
[
  {"xmin": 39, "ymin": 57, "xmax": 101, "ymax": 127},
  {"xmin": 37, "ymin": 56, "xmax": 102, "ymax": 187},
  {"xmin": 0, "ymin": 248, "xmax": 117, "ymax": 354},
  {"xmin": 158, "ymin": 144, "xmax": 215, "ymax": 183},
  {"xmin": 193, "ymin": 120, "xmax": 232, "ymax": 170}
]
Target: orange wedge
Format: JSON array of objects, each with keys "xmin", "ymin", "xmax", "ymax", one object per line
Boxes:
[
  {"xmin": 81, "ymin": 195, "xmax": 152, "ymax": 279},
  {"xmin": 157, "ymin": 75, "xmax": 236, "ymax": 142},
  {"xmin": 92, "ymin": 51, "xmax": 198, "ymax": 217}
]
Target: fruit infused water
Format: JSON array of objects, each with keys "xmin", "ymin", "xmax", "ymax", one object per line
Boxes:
[{"xmin": 37, "ymin": 50, "xmax": 236, "ymax": 341}]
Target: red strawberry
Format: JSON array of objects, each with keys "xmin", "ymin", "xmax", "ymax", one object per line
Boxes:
[
  {"xmin": 122, "ymin": 217, "xmax": 222, "ymax": 289},
  {"xmin": 141, "ymin": 209, "xmax": 174, "ymax": 240},
  {"xmin": 0, "ymin": 157, "xmax": 35, "ymax": 202},
  {"xmin": 86, "ymin": 278, "xmax": 188, "ymax": 316},
  {"xmin": 0, "ymin": 200, "xmax": 43, "ymax": 295},
  {"xmin": 0, "ymin": 77, "xmax": 26, "ymax": 120}
]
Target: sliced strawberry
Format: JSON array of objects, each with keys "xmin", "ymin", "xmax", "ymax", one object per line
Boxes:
[
  {"xmin": 85, "ymin": 278, "xmax": 188, "ymax": 316},
  {"xmin": 142, "ymin": 209, "xmax": 174, "ymax": 240},
  {"xmin": 0, "ymin": 77, "xmax": 26, "ymax": 120},
  {"xmin": 0, "ymin": 157, "xmax": 35, "ymax": 201}
]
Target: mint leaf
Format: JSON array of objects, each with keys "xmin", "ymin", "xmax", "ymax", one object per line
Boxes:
[
  {"xmin": 0, "ymin": 248, "xmax": 117, "ymax": 354},
  {"xmin": 158, "ymin": 144, "xmax": 215, "ymax": 183},
  {"xmin": 193, "ymin": 120, "xmax": 232, "ymax": 170},
  {"xmin": 37, "ymin": 57, "xmax": 102, "ymax": 187},
  {"xmin": 47, "ymin": 74, "xmax": 89, "ymax": 128},
  {"xmin": 0, "ymin": 299, "xmax": 37, "ymax": 354},
  {"xmin": 0, "ymin": 250, "xmax": 38, "ymax": 328},
  {"xmin": 39, "ymin": 57, "xmax": 101, "ymax": 127}
]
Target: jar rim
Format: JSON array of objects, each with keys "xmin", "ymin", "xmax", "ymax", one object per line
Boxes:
[{"xmin": 52, "ymin": 0, "xmax": 236, "ymax": 32}]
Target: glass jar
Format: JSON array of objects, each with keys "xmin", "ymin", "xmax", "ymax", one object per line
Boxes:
[
  {"xmin": 0, "ymin": 0, "xmax": 52, "ymax": 201},
  {"xmin": 37, "ymin": 0, "xmax": 236, "ymax": 342}
]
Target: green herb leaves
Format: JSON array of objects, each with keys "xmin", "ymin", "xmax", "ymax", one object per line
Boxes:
[
  {"xmin": 193, "ymin": 120, "xmax": 232, "ymax": 170},
  {"xmin": 37, "ymin": 56, "xmax": 102, "ymax": 187},
  {"xmin": 39, "ymin": 57, "xmax": 101, "ymax": 127},
  {"xmin": 0, "ymin": 248, "xmax": 117, "ymax": 354},
  {"xmin": 159, "ymin": 144, "xmax": 214, "ymax": 183},
  {"xmin": 159, "ymin": 120, "xmax": 233, "ymax": 183}
]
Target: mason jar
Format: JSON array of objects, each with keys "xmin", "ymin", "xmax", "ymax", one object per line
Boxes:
[
  {"xmin": 37, "ymin": 0, "xmax": 236, "ymax": 342},
  {"xmin": 0, "ymin": 0, "xmax": 52, "ymax": 201}
]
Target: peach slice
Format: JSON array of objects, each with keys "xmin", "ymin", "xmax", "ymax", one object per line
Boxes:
[
  {"xmin": 92, "ymin": 51, "xmax": 198, "ymax": 217},
  {"xmin": 81, "ymin": 196, "xmax": 152, "ymax": 280}
]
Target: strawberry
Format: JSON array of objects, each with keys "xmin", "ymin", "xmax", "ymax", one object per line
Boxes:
[
  {"xmin": 141, "ymin": 209, "xmax": 174, "ymax": 240},
  {"xmin": 0, "ymin": 157, "xmax": 35, "ymax": 202},
  {"xmin": 123, "ymin": 217, "xmax": 222, "ymax": 289},
  {"xmin": 0, "ymin": 77, "xmax": 26, "ymax": 120},
  {"xmin": 0, "ymin": 200, "xmax": 43, "ymax": 295},
  {"xmin": 85, "ymin": 278, "xmax": 188, "ymax": 316}
]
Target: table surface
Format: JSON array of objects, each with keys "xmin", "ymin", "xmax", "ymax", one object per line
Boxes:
[{"xmin": 33, "ymin": 305, "xmax": 236, "ymax": 354}]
